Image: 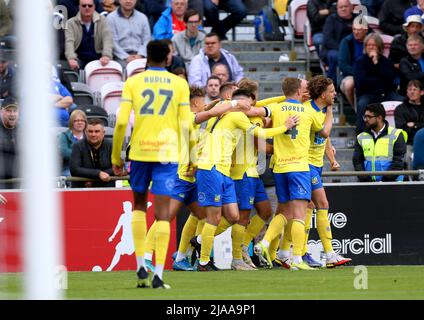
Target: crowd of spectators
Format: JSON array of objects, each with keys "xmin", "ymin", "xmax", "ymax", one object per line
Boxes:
[{"xmin": 1, "ymin": 0, "xmax": 424, "ymax": 186}]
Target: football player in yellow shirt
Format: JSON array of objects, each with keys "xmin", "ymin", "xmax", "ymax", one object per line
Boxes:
[
  {"xmin": 142, "ymin": 87, "xmax": 253, "ymax": 272},
  {"xmin": 195, "ymin": 88, "xmax": 299, "ymax": 271},
  {"xmin": 253, "ymin": 77, "xmax": 333, "ymax": 270},
  {"xmin": 111, "ymin": 40, "xmax": 193, "ymax": 289},
  {"xmin": 278, "ymin": 76, "xmax": 352, "ymax": 268}
]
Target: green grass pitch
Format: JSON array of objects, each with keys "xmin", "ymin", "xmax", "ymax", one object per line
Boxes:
[{"xmin": 2, "ymin": 266, "xmax": 424, "ymax": 300}]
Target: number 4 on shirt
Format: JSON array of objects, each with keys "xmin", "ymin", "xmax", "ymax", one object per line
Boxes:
[{"xmin": 285, "ymin": 126, "xmax": 298, "ymax": 139}]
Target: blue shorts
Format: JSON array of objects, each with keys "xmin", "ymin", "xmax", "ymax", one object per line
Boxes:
[
  {"xmin": 170, "ymin": 176, "xmax": 198, "ymax": 206},
  {"xmin": 309, "ymin": 165, "xmax": 324, "ymax": 191},
  {"xmin": 234, "ymin": 174, "xmax": 269, "ymax": 210},
  {"xmin": 196, "ymin": 166, "xmax": 237, "ymax": 207},
  {"xmin": 274, "ymin": 171, "xmax": 311, "ymax": 203},
  {"xmin": 129, "ymin": 161, "xmax": 178, "ymax": 195}
]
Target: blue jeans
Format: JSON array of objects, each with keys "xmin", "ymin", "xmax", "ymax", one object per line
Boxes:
[
  {"xmin": 312, "ymin": 33, "xmax": 323, "ymax": 57},
  {"xmin": 203, "ymin": 0, "xmax": 247, "ymax": 40},
  {"xmin": 356, "ymin": 92, "xmax": 404, "ymax": 134}
]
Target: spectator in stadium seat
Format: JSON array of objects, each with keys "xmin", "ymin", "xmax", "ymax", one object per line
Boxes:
[
  {"xmin": 58, "ymin": 0, "xmax": 104, "ymax": 18},
  {"xmin": 307, "ymin": 0, "xmax": 336, "ymax": 57},
  {"xmin": 143, "ymin": 0, "xmax": 203, "ymax": 28},
  {"xmin": 65, "ymin": 0, "xmax": 114, "ymax": 71},
  {"xmin": 204, "ymin": 74, "xmax": 221, "ymax": 103},
  {"xmin": 395, "ymin": 80, "xmax": 424, "ymax": 168},
  {"xmin": 162, "ymin": 39, "xmax": 187, "ymax": 75},
  {"xmin": 0, "ymin": 97, "xmax": 19, "ymax": 189},
  {"xmin": 0, "ymin": 58, "xmax": 16, "ymax": 99},
  {"xmin": 172, "ymin": 9, "xmax": 205, "ymax": 69},
  {"xmin": 413, "ymin": 127, "xmax": 424, "ymax": 171},
  {"xmin": 51, "ymin": 76, "xmax": 75, "ymax": 127},
  {"xmin": 378, "ymin": 0, "xmax": 417, "ymax": 36},
  {"xmin": 404, "ymin": 0, "xmax": 424, "ymax": 21},
  {"xmin": 153, "ymin": 0, "xmax": 188, "ymax": 40},
  {"xmin": 0, "ymin": 0, "xmax": 13, "ymax": 37},
  {"xmin": 59, "ymin": 109, "xmax": 87, "ymax": 177},
  {"xmin": 202, "ymin": 0, "xmax": 247, "ymax": 41},
  {"xmin": 360, "ymin": 0, "xmax": 384, "ymax": 17},
  {"xmin": 353, "ymin": 33, "xmax": 404, "ymax": 134},
  {"xmin": 321, "ymin": 0, "xmax": 355, "ymax": 85},
  {"xmin": 107, "ymin": 0, "xmax": 151, "ymax": 67},
  {"xmin": 338, "ymin": 18, "xmax": 369, "ymax": 108},
  {"xmin": 188, "ymin": 32, "xmax": 243, "ymax": 87},
  {"xmin": 353, "ymin": 102, "xmax": 407, "ymax": 182},
  {"xmin": 211, "ymin": 62, "xmax": 230, "ymax": 84},
  {"xmin": 399, "ymin": 35, "xmax": 424, "ymax": 96},
  {"xmin": 389, "ymin": 15, "xmax": 424, "ymax": 70},
  {"xmin": 70, "ymin": 118, "xmax": 115, "ymax": 188}
]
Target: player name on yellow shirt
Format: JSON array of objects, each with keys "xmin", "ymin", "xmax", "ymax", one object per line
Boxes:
[{"xmin": 144, "ymin": 76, "xmax": 172, "ymax": 84}]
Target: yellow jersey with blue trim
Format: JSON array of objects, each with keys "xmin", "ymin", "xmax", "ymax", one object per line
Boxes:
[
  {"xmin": 111, "ymin": 67, "xmax": 191, "ymax": 164},
  {"xmin": 230, "ymin": 116, "xmax": 265, "ymax": 180},
  {"xmin": 177, "ymin": 112, "xmax": 200, "ymax": 183},
  {"xmin": 265, "ymin": 98, "xmax": 323, "ymax": 173},
  {"xmin": 198, "ymin": 111, "xmax": 288, "ymax": 177},
  {"xmin": 306, "ymin": 100, "xmax": 328, "ymax": 168}
]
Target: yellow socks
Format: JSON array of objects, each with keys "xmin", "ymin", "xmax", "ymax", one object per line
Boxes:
[
  {"xmin": 200, "ymin": 223, "xmax": 217, "ymax": 265},
  {"xmin": 263, "ymin": 214, "xmax": 287, "ymax": 244},
  {"xmin": 280, "ymin": 219, "xmax": 293, "ymax": 251},
  {"xmin": 302, "ymin": 208, "xmax": 314, "ymax": 255},
  {"xmin": 243, "ymin": 215, "xmax": 266, "ymax": 247},
  {"xmin": 195, "ymin": 218, "xmax": 206, "ymax": 236},
  {"xmin": 144, "ymin": 220, "xmax": 156, "ymax": 259},
  {"xmin": 154, "ymin": 220, "xmax": 170, "ymax": 279},
  {"xmin": 231, "ymin": 224, "xmax": 246, "ymax": 260},
  {"xmin": 268, "ymin": 235, "xmax": 281, "ymax": 261},
  {"xmin": 291, "ymin": 219, "xmax": 306, "ymax": 257},
  {"xmin": 132, "ymin": 210, "xmax": 147, "ymax": 262},
  {"xmin": 316, "ymin": 209, "xmax": 333, "ymax": 253},
  {"xmin": 177, "ymin": 214, "xmax": 198, "ymax": 258},
  {"xmin": 215, "ymin": 216, "xmax": 232, "ymax": 236}
]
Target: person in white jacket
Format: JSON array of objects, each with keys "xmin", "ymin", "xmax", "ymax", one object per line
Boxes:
[{"xmin": 188, "ymin": 32, "xmax": 244, "ymax": 87}]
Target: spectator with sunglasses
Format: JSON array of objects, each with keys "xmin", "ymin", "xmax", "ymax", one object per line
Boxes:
[{"xmin": 65, "ymin": 0, "xmax": 114, "ymax": 70}]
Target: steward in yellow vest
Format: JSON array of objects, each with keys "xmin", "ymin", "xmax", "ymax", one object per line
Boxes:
[{"xmin": 353, "ymin": 103, "xmax": 407, "ymax": 182}]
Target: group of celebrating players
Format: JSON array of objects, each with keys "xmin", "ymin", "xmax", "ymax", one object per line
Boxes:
[{"xmin": 111, "ymin": 40, "xmax": 352, "ymax": 289}]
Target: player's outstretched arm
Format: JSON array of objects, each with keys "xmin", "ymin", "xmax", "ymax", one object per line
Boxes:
[
  {"xmin": 255, "ymin": 95, "xmax": 286, "ymax": 107},
  {"xmin": 194, "ymin": 99, "xmax": 251, "ymax": 124}
]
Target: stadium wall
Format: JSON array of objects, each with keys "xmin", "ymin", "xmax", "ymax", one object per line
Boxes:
[{"xmin": 1, "ymin": 183, "xmax": 423, "ymax": 273}]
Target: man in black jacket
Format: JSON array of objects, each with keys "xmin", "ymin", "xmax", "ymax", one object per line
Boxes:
[
  {"xmin": 378, "ymin": 0, "xmax": 416, "ymax": 36},
  {"xmin": 70, "ymin": 118, "xmax": 115, "ymax": 187},
  {"xmin": 307, "ymin": 0, "xmax": 336, "ymax": 57},
  {"xmin": 399, "ymin": 34, "xmax": 424, "ymax": 96},
  {"xmin": 321, "ymin": 0, "xmax": 355, "ymax": 84},
  {"xmin": 0, "ymin": 97, "xmax": 19, "ymax": 189},
  {"xmin": 389, "ymin": 14, "xmax": 424, "ymax": 70},
  {"xmin": 395, "ymin": 79, "xmax": 424, "ymax": 170}
]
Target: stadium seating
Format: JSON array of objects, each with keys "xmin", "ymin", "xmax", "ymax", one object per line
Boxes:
[
  {"xmin": 84, "ymin": 60, "xmax": 123, "ymax": 93},
  {"xmin": 380, "ymin": 34, "xmax": 394, "ymax": 58},
  {"xmin": 101, "ymin": 81, "xmax": 124, "ymax": 127},
  {"xmin": 288, "ymin": 0, "xmax": 307, "ymax": 49},
  {"xmin": 71, "ymin": 82, "xmax": 95, "ymax": 106},
  {"xmin": 126, "ymin": 58, "xmax": 147, "ymax": 79},
  {"xmin": 381, "ymin": 100, "xmax": 402, "ymax": 127},
  {"xmin": 364, "ymin": 15, "xmax": 381, "ymax": 33},
  {"xmin": 303, "ymin": 19, "xmax": 316, "ymax": 72}
]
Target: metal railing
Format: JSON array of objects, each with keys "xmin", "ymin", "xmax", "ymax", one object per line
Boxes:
[{"xmin": 1, "ymin": 169, "xmax": 423, "ymax": 189}]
